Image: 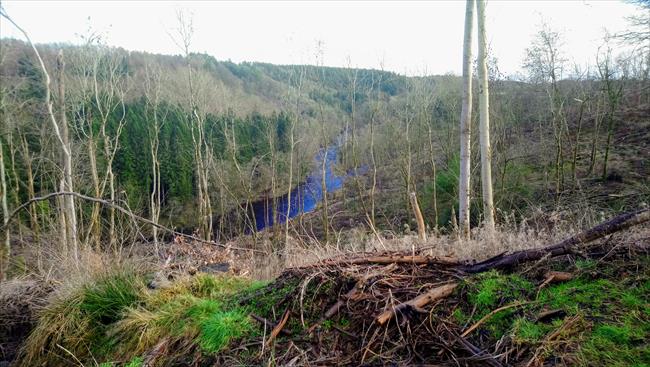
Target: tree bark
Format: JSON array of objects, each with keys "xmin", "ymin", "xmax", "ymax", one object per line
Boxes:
[
  {"xmin": 0, "ymin": 137, "xmax": 9, "ymax": 280},
  {"xmin": 56, "ymin": 50, "xmax": 78, "ymax": 261},
  {"xmin": 477, "ymin": 0, "xmax": 495, "ymax": 231},
  {"xmin": 459, "ymin": 0, "xmax": 475, "ymax": 240},
  {"xmin": 410, "ymin": 192, "xmax": 426, "ymax": 241}
]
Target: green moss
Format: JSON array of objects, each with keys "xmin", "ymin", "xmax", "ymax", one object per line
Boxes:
[
  {"xmin": 124, "ymin": 356, "xmax": 144, "ymax": 367},
  {"xmin": 452, "ymin": 308, "xmax": 468, "ymax": 324},
  {"xmin": 322, "ymin": 320, "xmax": 334, "ymax": 330},
  {"xmin": 580, "ymin": 321, "xmax": 649, "ymax": 367},
  {"xmin": 468, "ymin": 270, "xmax": 534, "ymax": 308},
  {"xmin": 512, "ymin": 318, "xmax": 549, "ymax": 344}
]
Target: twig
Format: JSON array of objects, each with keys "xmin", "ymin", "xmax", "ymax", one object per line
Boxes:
[
  {"xmin": 265, "ymin": 309, "xmax": 290, "ymax": 348},
  {"xmin": 461, "ymin": 301, "xmax": 533, "ymax": 337}
]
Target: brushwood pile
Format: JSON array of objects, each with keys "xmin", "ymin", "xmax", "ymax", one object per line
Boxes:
[{"xmin": 0, "ymin": 242, "xmax": 646, "ymax": 366}]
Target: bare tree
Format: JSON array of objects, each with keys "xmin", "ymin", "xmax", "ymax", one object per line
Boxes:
[
  {"xmin": 284, "ymin": 65, "xmax": 305, "ymax": 247},
  {"xmin": 144, "ymin": 64, "xmax": 168, "ymax": 250},
  {"xmin": 56, "ymin": 51, "xmax": 79, "ymax": 258},
  {"xmin": 459, "ymin": 0, "xmax": 475, "ymax": 240},
  {"xmin": 2, "ymin": 10, "xmax": 82, "ymax": 260},
  {"xmin": 170, "ymin": 10, "xmax": 213, "ymax": 241},
  {"xmin": 597, "ymin": 41, "xmax": 624, "ymax": 180},
  {"xmin": 476, "ymin": 0, "xmax": 495, "ymax": 231},
  {"xmin": 0, "ymin": 137, "xmax": 9, "ymax": 280},
  {"xmin": 524, "ymin": 22, "xmax": 567, "ymax": 202},
  {"xmin": 91, "ymin": 46, "xmax": 128, "ymax": 250}
]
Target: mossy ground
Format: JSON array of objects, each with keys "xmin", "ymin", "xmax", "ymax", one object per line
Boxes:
[
  {"xmin": 15, "ymin": 253, "xmax": 649, "ymax": 366},
  {"xmin": 455, "ymin": 256, "xmax": 650, "ymax": 366}
]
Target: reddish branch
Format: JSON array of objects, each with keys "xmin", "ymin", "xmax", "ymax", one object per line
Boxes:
[{"xmin": 376, "ymin": 282, "xmax": 458, "ymax": 325}]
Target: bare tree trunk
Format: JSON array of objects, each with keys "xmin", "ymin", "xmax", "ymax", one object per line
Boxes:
[
  {"xmin": 459, "ymin": 0, "xmax": 475, "ymax": 240},
  {"xmin": 7, "ymin": 136, "xmax": 23, "ymax": 243},
  {"xmin": 571, "ymin": 98, "xmax": 587, "ymax": 183},
  {"xmin": 369, "ymin": 108, "xmax": 378, "ymax": 228},
  {"xmin": 588, "ymin": 95, "xmax": 603, "ymax": 175},
  {"xmin": 428, "ymin": 126, "xmax": 439, "ymax": 230},
  {"xmin": 56, "ymin": 51, "xmax": 78, "ymax": 261},
  {"xmin": 143, "ymin": 64, "xmax": 167, "ymax": 251},
  {"xmin": 1, "ymin": 10, "xmax": 78, "ymax": 259},
  {"xmin": 19, "ymin": 134, "xmax": 39, "ymax": 239},
  {"xmin": 0, "ymin": 137, "xmax": 9, "ymax": 280},
  {"xmin": 285, "ymin": 118, "xmax": 295, "ymax": 246},
  {"xmin": 410, "ymin": 192, "xmax": 426, "ymax": 241},
  {"xmin": 87, "ymin": 137, "xmax": 101, "ymax": 250},
  {"xmin": 476, "ymin": 0, "xmax": 495, "ymax": 231}
]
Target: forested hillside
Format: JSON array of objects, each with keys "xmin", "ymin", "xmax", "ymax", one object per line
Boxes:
[
  {"xmin": 1, "ymin": 2, "xmax": 650, "ymax": 366},
  {"xmin": 1, "ymin": 33, "xmax": 648, "ymax": 249}
]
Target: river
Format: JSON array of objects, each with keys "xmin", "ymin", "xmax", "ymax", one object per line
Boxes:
[{"xmin": 250, "ymin": 144, "xmax": 347, "ymax": 231}]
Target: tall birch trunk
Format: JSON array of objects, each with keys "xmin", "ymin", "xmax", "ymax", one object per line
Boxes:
[
  {"xmin": 57, "ymin": 51, "xmax": 78, "ymax": 260},
  {"xmin": 476, "ymin": 0, "xmax": 495, "ymax": 231},
  {"xmin": 0, "ymin": 137, "xmax": 9, "ymax": 280},
  {"xmin": 459, "ymin": 0, "xmax": 475, "ymax": 240}
]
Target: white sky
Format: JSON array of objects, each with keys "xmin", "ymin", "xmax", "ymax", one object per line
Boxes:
[{"xmin": 0, "ymin": 0, "xmax": 639, "ymax": 76}]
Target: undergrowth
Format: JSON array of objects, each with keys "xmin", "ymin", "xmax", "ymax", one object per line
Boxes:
[
  {"xmin": 18, "ymin": 266, "xmax": 267, "ymax": 366},
  {"xmin": 457, "ymin": 255, "xmax": 650, "ymax": 366},
  {"xmin": 15, "ymin": 251, "xmax": 649, "ymax": 366}
]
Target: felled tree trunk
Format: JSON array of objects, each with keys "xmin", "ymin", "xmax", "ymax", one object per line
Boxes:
[{"xmin": 459, "ymin": 209, "xmax": 650, "ymax": 273}]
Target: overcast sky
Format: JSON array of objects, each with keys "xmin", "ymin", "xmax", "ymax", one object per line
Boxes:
[{"xmin": 0, "ymin": 1, "xmax": 639, "ymax": 76}]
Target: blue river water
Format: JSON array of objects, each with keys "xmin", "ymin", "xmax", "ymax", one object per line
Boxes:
[{"xmin": 250, "ymin": 145, "xmax": 346, "ymax": 231}]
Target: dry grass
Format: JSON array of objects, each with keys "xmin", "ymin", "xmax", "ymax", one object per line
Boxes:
[{"xmin": 223, "ymin": 207, "xmax": 650, "ymax": 280}]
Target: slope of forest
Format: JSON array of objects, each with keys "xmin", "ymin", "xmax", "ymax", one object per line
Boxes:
[
  {"xmin": 1, "ymin": 37, "xmax": 648, "ymax": 247},
  {"xmin": 1, "ymin": 2, "xmax": 650, "ymax": 365}
]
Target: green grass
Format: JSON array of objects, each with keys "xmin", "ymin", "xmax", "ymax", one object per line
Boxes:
[
  {"xmin": 124, "ymin": 356, "xmax": 144, "ymax": 367},
  {"xmin": 19, "ymin": 268, "xmax": 268, "ymax": 367},
  {"xmin": 199, "ymin": 310, "xmax": 252, "ymax": 353},
  {"xmin": 467, "ymin": 270, "xmax": 534, "ymax": 308},
  {"xmin": 19, "ymin": 265, "xmax": 147, "ymax": 366},
  {"xmin": 461, "ymin": 270, "xmax": 535, "ymax": 336},
  {"xmin": 80, "ymin": 272, "xmax": 145, "ymax": 325}
]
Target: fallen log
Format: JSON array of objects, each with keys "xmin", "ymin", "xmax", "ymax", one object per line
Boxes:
[
  {"xmin": 459, "ymin": 208, "xmax": 649, "ymax": 273},
  {"xmin": 376, "ymin": 282, "xmax": 458, "ymax": 325},
  {"xmin": 314, "ymin": 254, "xmax": 459, "ymax": 268}
]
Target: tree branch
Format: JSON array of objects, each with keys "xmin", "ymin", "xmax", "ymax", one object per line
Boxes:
[{"xmin": 0, "ymin": 191, "xmax": 263, "ymax": 253}]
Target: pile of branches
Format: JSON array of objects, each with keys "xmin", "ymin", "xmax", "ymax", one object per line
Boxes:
[{"xmin": 221, "ymin": 209, "xmax": 649, "ymax": 366}]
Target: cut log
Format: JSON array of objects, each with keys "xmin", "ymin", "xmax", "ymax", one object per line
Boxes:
[
  {"xmin": 376, "ymin": 282, "xmax": 457, "ymax": 325},
  {"xmin": 459, "ymin": 209, "xmax": 649, "ymax": 273}
]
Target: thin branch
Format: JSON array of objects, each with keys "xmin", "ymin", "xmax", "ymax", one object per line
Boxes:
[{"xmin": 0, "ymin": 191, "xmax": 263, "ymax": 253}]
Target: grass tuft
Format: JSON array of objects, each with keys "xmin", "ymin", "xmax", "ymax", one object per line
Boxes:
[{"xmin": 198, "ymin": 310, "xmax": 252, "ymax": 353}]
